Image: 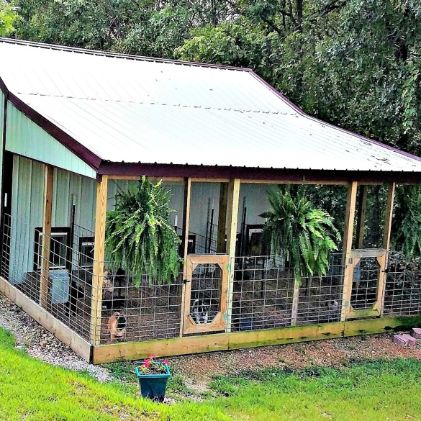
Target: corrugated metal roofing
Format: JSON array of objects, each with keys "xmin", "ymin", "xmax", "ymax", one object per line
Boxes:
[{"xmin": 0, "ymin": 38, "xmax": 420, "ymax": 173}]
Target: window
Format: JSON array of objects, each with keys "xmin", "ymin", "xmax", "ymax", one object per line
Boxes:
[
  {"xmin": 79, "ymin": 236, "xmax": 94, "ymax": 268},
  {"xmin": 34, "ymin": 227, "xmax": 71, "ymax": 271},
  {"xmin": 178, "ymin": 234, "xmax": 196, "ymax": 255}
]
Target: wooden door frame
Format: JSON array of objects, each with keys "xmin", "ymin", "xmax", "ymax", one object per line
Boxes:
[
  {"xmin": 345, "ymin": 248, "xmax": 387, "ymax": 320},
  {"xmin": 182, "ymin": 254, "xmax": 229, "ymax": 335}
]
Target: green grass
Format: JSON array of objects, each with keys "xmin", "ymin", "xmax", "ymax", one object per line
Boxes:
[{"xmin": 1, "ymin": 328, "xmax": 421, "ymax": 420}]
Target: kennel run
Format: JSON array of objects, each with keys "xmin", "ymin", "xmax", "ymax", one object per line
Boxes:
[{"xmin": 0, "ymin": 38, "xmax": 420, "ymax": 363}]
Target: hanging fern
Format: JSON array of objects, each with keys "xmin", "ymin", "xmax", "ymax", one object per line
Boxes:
[
  {"xmin": 105, "ymin": 177, "xmax": 181, "ymax": 285},
  {"xmin": 261, "ymin": 186, "xmax": 341, "ymax": 283}
]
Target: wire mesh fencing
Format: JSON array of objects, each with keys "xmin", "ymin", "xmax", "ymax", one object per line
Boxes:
[
  {"xmin": 1, "ymin": 209, "xmax": 419, "ymax": 350},
  {"xmin": 350, "ymin": 256, "xmax": 380, "ymax": 310},
  {"xmin": 231, "ymin": 253, "xmax": 344, "ymax": 331},
  {"xmin": 384, "ymin": 252, "xmax": 421, "ymax": 316},
  {"xmin": 0, "ymin": 213, "xmax": 94, "ymax": 341},
  {"xmin": 99, "ymin": 266, "xmax": 183, "ymax": 344},
  {"xmin": 296, "ymin": 253, "xmax": 344, "ymax": 325}
]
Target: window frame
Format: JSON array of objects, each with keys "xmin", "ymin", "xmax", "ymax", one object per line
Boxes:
[{"xmin": 33, "ymin": 227, "xmax": 71, "ymax": 271}]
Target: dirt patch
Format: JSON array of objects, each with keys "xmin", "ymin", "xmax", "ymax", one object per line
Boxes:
[{"xmin": 168, "ymin": 333, "xmax": 421, "ymax": 385}]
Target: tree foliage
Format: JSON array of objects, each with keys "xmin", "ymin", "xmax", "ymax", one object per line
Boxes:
[
  {"xmin": 393, "ymin": 185, "xmax": 421, "ymax": 258},
  {"xmin": 261, "ymin": 187, "xmax": 341, "ymax": 283},
  {"xmin": 8, "ymin": 0, "xmax": 421, "ymax": 256},
  {"xmin": 105, "ymin": 177, "xmax": 181, "ymax": 284},
  {"xmin": 0, "ymin": 1, "xmax": 18, "ymax": 36}
]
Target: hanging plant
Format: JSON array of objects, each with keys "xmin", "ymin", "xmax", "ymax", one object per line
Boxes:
[
  {"xmin": 260, "ymin": 186, "xmax": 341, "ymax": 283},
  {"xmin": 105, "ymin": 177, "xmax": 181, "ymax": 285}
]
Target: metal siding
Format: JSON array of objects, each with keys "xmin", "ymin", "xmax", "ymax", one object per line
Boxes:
[
  {"xmin": 5, "ymin": 102, "xmax": 96, "ymax": 178},
  {"xmin": 9, "ymin": 156, "xmax": 44, "ymax": 283},
  {"xmin": 9, "ymin": 156, "xmax": 96, "ymax": 283},
  {"xmin": 0, "ymin": 40, "xmax": 419, "ymax": 174},
  {"xmin": 0, "ymin": 92, "xmax": 3, "ymax": 220}
]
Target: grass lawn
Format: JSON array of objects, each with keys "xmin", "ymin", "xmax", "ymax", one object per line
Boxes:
[{"xmin": 0, "ymin": 328, "xmax": 420, "ymax": 420}]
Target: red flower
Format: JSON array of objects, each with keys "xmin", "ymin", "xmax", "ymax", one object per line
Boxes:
[
  {"xmin": 143, "ymin": 359, "xmax": 151, "ymax": 368},
  {"xmin": 163, "ymin": 359, "xmax": 169, "ymax": 366}
]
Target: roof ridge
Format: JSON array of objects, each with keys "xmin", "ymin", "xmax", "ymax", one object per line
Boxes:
[{"xmin": 0, "ymin": 37, "xmax": 252, "ymax": 72}]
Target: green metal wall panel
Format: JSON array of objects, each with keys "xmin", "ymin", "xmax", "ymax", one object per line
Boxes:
[
  {"xmin": 9, "ymin": 156, "xmax": 44, "ymax": 284},
  {"xmin": 6, "ymin": 102, "xmax": 96, "ymax": 179},
  {"xmin": 0, "ymin": 92, "xmax": 4, "ymax": 218}
]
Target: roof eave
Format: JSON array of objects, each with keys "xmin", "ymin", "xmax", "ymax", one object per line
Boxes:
[
  {"xmin": 0, "ymin": 77, "xmax": 102, "ymax": 171},
  {"xmin": 97, "ymin": 161, "xmax": 421, "ymax": 184}
]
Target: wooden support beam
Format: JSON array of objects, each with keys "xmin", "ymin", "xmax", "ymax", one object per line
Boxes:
[
  {"xmin": 216, "ymin": 183, "xmax": 228, "ymax": 253},
  {"xmin": 356, "ymin": 185, "xmax": 368, "ymax": 248},
  {"xmin": 107, "ymin": 175, "xmax": 183, "ymax": 182},
  {"xmin": 378, "ymin": 182, "xmax": 395, "ymax": 316},
  {"xmin": 39, "ymin": 165, "xmax": 54, "ymax": 309},
  {"xmin": 241, "ymin": 179, "xmax": 349, "ymax": 186},
  {"xmin": 179, "ymin": 177, "xmax": 192, "ymax": 336},
  {"xmin": 340, "ymin": 181, "xmax": 358, "ymax": 321},
  {"xmin": 291, "ymin": 280, "xmax": 300, "ymax": 326},
  {"xmin": 225, "ymin": 179, "xmax": 240, "ymax": 332},
  {"xmin": 383, "ymin": 183, "xmax": 395, "ymax": 250},
  {"xmin": 90, "ymin": 175, "xmax": 108, "ymax": 345}
]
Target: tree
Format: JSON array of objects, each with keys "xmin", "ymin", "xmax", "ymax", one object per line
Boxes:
[{"xmin": 0, "ymin": 1, "xmax": 18, "ymax": 36}]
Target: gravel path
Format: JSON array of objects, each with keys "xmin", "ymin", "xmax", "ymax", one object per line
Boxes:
[{"xmin": 0, "ymin": 293, "xmax": 111, "ymax": 382}]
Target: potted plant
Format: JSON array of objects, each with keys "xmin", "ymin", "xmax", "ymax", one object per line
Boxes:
[{"xmin": 135, "ymin": 356, "xmax": 171, "ymax": 401}]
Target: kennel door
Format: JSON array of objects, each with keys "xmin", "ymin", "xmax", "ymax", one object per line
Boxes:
[
  {"xmin": 182, "ymin": 254, "xmax": 229, "ymax": 335},
  {"xmin": 346, "ymin": 248, "xmax": 387, "ymax": 319}
]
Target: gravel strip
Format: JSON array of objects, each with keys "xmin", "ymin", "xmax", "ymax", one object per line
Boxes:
[{"xmin": 0, "ymin": 293, "xmax": 111, "ymax": 382}]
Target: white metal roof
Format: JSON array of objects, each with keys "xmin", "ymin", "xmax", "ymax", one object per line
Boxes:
[{"xmin": 1, "ymin": 38, "xmax": 420, "ymax": 173}]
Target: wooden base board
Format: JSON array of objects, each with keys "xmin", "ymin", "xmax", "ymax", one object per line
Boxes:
[
  {"xmin": 92, "ymin": 314, "xmax": 421, "ymax": 364},
  {"xmin": 1, "ymin": 276, "xmax": 419, "ymax": 364},
  {"xmin": 0, "ymin": 276, "xmax": 92, "ymax": 361}
]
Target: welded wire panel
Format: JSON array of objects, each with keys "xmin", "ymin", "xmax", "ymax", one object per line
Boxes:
[
  {"xmin": 99, "ymin": 269, "xmax": 183, "ymax": 344},
  {"xmin": 232, "ymin": 254, "xmax": 345, "ymax": 331},
  {"xmin": 0, "ymin": 214, "xmax": 12, "ymax": 280},
  {"xmin": 1, "ymin": 214, "xmax": 94, "ymax": 341},
  {"xmin": 232, "ymin": 256, "xmax": 294, "ymax": 330},
  {"xmin": 189, "ymin": 264, "xmax": 221, "ymax": 324},
  {"xmin": 350, "ymin": 257, "xmax": 380, "ymax": 310},
  {"xmin": 384, "ymin": 252, "xmax": 421, "ymax": 316},
  {"xmin": 296, "ymin": 253, "xmax": 344, "ymax": 325}
]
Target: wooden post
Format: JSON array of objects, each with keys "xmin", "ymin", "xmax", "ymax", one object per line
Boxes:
[
  {"xmin": 383, "ymin": 183, "xmax": 395, "ymax": 251},
  {"xmin": 39, "ymin": 165, "xmax": 54, "ymax": 308},
  {"xmin": 378, "ymin": 182, "xmax": 395, "ymax": 316},
  {"xmin": 290, "ymin": 280, "xmax": 300, "ymax": 326},
  {"xmin": 90, "ymin": 175, "xmax": 108, "ymax": 345},
  {"xmin": 216, "ymin": 183, "xmax": 228, "ymax": 253},
  {"xmin": 356, "ymin": 185, "xmax": 368, "ymax": 248},
  {"xmin": 340, "ymin": 181, "xmax": 358, "ymax": 321},
  {"xmin": 225, "ymin": 179, "xmax": 240, "ymax": 332},
  {"xmin": 179, "ymin": 177, "xmax": 192, "ymax": 336}
]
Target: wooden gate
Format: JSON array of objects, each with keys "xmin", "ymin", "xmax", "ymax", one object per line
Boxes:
[
  {"xmin": 182, "ymin": 254, "xmax": 229, "ymax": 335},
  {"xmin": 345, "ymin": 248, "xmax": 388, "ymax": 320}
]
